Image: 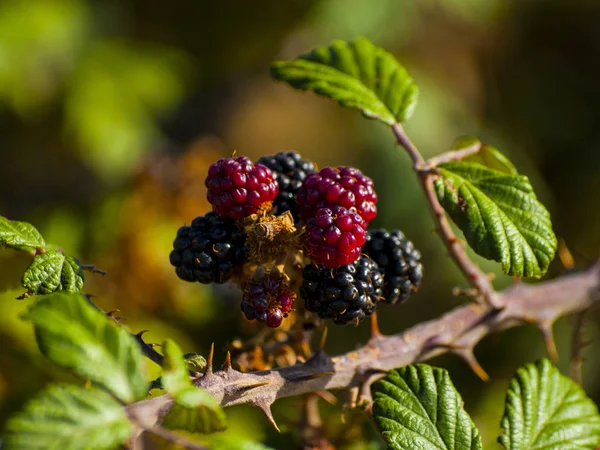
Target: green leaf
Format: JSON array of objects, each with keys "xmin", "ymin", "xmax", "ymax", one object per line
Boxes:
[
  {"xmin": 183, "ymin": 352, "xmax": 207, "ymax": 372},
  {"xmin": 161, "ymin": 339, "xmax": 191, "ymax": 395},
  {"xmin": 20, "ymin": 251, "xmax": 85, "ymax": 296},
  {"xmin": 271, "ymin": 37, "xmax": 418, "ymax": 125},
  {"xmin": 3, "ymin": 384, "xmax": 133, "ymax": 450},
  {"xmin": 452, "ymin": 137, "xmax": 518, "ymax": 175},
  {"xmin": 206, "ymin": 437, "xmax": 273, "ymax": 450},
  {"xmin": 162, "ymin": 387, "xmax": 227, "ymax": 434},
  {"xmin": 434, "ymin": 161, "xmax": 557, "ymax": 277},
  {"xmin": 0, "ymin": 216, "xmax": 45, "ymax": 252},
  {"xmin": 372, "ymin": 364, "xmax": 482, "ymax": 450},
  {"xmin": 499, "ymin": 359, "xmax": 600, "ymax": 450},
  {"xmin": 22, "ymin": 292, "xmax": 147, "ymax": 404}
]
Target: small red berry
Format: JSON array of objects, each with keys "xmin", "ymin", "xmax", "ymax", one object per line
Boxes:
[
  {"xmin": 297, "ymin": 166, "xmax": 377, "ymax": 224},
  {"xmin": 206, "ymin": 156, "xmax": 279, "ymax": 220},
  {"xmin": 304, "ymin": 206, "xmax": 367, "ymax": 268},
  {"xmin": 266, "ymin": 309, "xmax": 283, "ymax": 328}
]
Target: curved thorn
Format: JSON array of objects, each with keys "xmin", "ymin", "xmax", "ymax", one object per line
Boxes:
[
  {"xmin": 222, "ymin": 351, "xmax": 232, "ymax": 372},
  {"xmin": 256, "ymin": 400, "xmax": 279, "ymax": 432},
  {"xmin": 242, "ymin": 381, "xmax": 271, "ymax": 390},
  {"xmin": 205, "ymin": 343, "xmax": 215, "ymax": 376},
  {"xmin": 319, "ymin": 326, "xmax": 328, "ymax": 350},
  {"xmin": 455, "ymin": 349, "xmax": 489, "ymax": 382},
  {"xmin": 558, "ymin": 238, "xmax": 575, "ymax": 270},
  {"xmin": 370, "ymin": 312, "xmax": 381, "ymax": 339},
  {"xmin": 295, "ymin": 371, "xmax": 334, "ymax": 382},
  {"xmin": 135, "ymin": 330, "xmax": 149, "ymax": 338},
  {"xmin": 540, "ymin": 321, "xmax": 559, "ymax": 362}
]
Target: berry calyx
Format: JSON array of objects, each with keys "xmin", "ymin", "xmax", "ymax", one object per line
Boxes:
[
  {"xmin": 363, "ymin": 229, "xmax": 423, "ymax": 305},
  {"xmin": 300, "ymin": 255, "xmax": 384, "ymax": 326},
  {"xmin": 257, "ymin": 151, "xmax": 316, "ymax": 222},
  {"xmin": 170, "ymin": 213, "xmax": 248, "ymax": 284},
  {"xmin": 304, "ymin": 206, "xmax": 366, "ymax": 268},
  {"xmin": 205, "ymin": 155, "xmax": 279, "ymax": 220},
  {"xmin": 241, "ymin": 269, "xmax": 296, "ymax": 328},
  {"xmin": 297, "ymin": 166, "xmax": 377, "ymax": 224}
]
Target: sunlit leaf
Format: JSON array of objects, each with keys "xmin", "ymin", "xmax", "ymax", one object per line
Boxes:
[
  {"xmin": 161, "ymin": 339, "xmax": 191, "ymax": 395},
  {"xmin": 452, "ymin": 137, "xmax": 517, "ymax": 175},
  {"xmin": 4, "ymin": 384, "xmax": 133, "ymax": 450},
  {"xmin": 183, "ymin": 353, "xmax": 207, "ymax": 372},
  {"xmin": 372, "ymin": 364, "xmax": 482, "ymax": 450},
  {"xmin": 21, "ymin": 251, "xmax": 84, "ymax": 296},
  {"xmin": 22, "ymin": 292, "xmax": 147, "ymax": 403},
  {"xmin": 499, "ymin": 359, "xmax": 600, "ymax": 450},
  {"xmin": 271, "ymin": 37, "xmax": 418, "ymax": 125},
  {"xmin": 434, "ymin": 161, "xmax": 557, "ymax": 277},
  {"xmin": 0, "ymin": 216, "xmax": 45, "ymax": 253},
  {"xmin": 162, "ymin": 387, "xmax": 227, "ymax": 434}
]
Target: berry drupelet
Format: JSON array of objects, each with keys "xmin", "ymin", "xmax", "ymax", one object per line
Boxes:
[
  {"xmin": 304, "ymin": 206, "xmax": 366, "ymax": 268},
  {"xmin": 205, "ymin": 155, "xmax": 279, "ymax": 220},
  {"xmin": 257, "ymin": 151, "xmax": 316, "ymax": 222},
  {"xmin": 301, "ymin": 255, "xmax": 384, "ymax": 325},
  {"xmin": 170, "ymin": 212, "xmax": 248, "ymax": 284},
  {"xmin": 241, "ymin": 270, "xmax": 296, "ymax": 328},
  {"xmin": 297, "ymin": 166, "xmax": 377, "ymax": 224},
  {"xmin": 363, "ymin": 229, "xmax": 423, "ymax": 305}
]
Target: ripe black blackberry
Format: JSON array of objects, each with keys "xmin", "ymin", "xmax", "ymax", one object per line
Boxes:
[
  {"xmin": 363, "ymin": 229, "xmax": 423, "ymax": 305},
  {"xmin": 300, "ymin": 255, "xmax": 384, "ymax": 325},
  {"xmin": 257, "ymin": 152, "xmax": 315, "ymax": 222},
  {"xmin": 169, "ymin": 212, "xmax": 248, "ymax": 284}
]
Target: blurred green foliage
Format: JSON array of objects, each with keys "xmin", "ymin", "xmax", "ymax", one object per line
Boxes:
[{"xmin": 1, "ymin": 0, "xmax": 600, "ymax": 448}]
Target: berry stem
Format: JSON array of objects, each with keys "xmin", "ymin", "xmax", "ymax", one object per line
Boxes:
[
  {"xmin": 391, "ymin": 123, "xmax": 500, "ymax": 308},
  {"xmin": 426, "ymin": 141, "xmax": 483, "ymax": 167}
]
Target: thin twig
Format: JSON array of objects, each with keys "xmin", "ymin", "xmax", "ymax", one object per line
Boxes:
[
  {"xmin": 127, "ymin": 261, "xmax": 600, "ymax": 425},
  {"xmin": 391, "ymin": 123, "xmax": 499, "ymax": 308},
  {"xmin": 570, "ymin": 310, "xmax": 587, "ymax": 384},
  {"xmin": 298, "ymin": 394, "xmax": 326, "ymax": 449},
  {"xmin": 426, "ymin": 141, "xmax": 482, "ymax": 167}
]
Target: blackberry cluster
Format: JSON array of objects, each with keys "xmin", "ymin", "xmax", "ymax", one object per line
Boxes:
[
  {"xmin": 363, "ymin": 229, "xmax": 423, "ymax": 305},
  {"xmin": 241, "ymin": 270, "xmax": 295, "ymax": 328},
  {"xmin": 257, "ymin": 152, "xmax": 316, "ymax": 222},
  {"xmin": 301, "ymin": 255, "xmax": 384, "ymax": 325},
  {"xmin": 304, "ymin": 206, "xmax": 366, "ymax": 268},
  {"xmin": 169, "ymin": 150, "xmax": 424, "ymax": 329},
  {"xmin": 170, "ymin": 213, "xmax": 248, "ymax": 284}
]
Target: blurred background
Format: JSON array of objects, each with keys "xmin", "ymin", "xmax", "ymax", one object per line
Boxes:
[{"xmin": 1, "ymin": 0, "xmax": 600, "ymax": 447}]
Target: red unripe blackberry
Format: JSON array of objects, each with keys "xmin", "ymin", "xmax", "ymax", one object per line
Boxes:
[
  {"xmin": 300, "ymin": 255, "xmax": 384, "ymax": 325},
  {"xmin": 205, "ymin": 155, "xmax": 279, "ymax": 220},
  {"xmin": 257, "ymin": 151, "xmax": 316, "ymax": 222},
  {"xmin": 170, "ymin": 212, "xmax": 248, "ymax": 284},
  {"xmin": 297, "ymin": 166, "xmax": 377, "ymax": 224},
  {"xmin": 304, "ymin": 206, "xmax": 366, "ymax": 268},
  {"xmin": 363, "ymin": 229, "xmax": 423, "ymax": 305},
  {"xmin": 241, "ymin": 270, "xmax": 296, "ymax": 328}
]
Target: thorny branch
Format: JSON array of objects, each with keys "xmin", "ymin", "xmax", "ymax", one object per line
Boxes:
[
  {"xmin": 128, "ymin": 260, "xmax": 600, "ymax": 429},
  {"xmin": 391, "ymin": 123, "xmax": 499, "ymax": 308}
]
